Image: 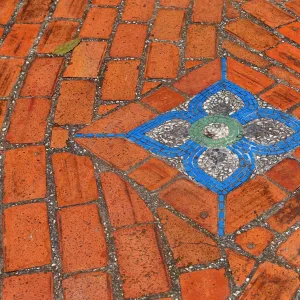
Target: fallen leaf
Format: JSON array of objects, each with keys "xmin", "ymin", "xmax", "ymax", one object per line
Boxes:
[{"xmin": 53, "ymin": 38, "xmax": 81, "ymax": 55}]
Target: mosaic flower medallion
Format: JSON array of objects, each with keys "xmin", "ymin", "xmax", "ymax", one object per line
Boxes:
[{"xmin": 76, "ymin": 59, "xmax": 300, "ymax": 236}]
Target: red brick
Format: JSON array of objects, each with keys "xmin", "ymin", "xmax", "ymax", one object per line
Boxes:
[
  {"xmin": 267, "ymin": 159, "xmax": 300, "ymax": 191},
  {"xmin": 129, "ymin": 158, "xmax": 178, "ymax": 191},
  {"xmin": 226, "ymin": 19, "xmax": 280, "ymax": 51},
  {"xmin": 293, "ymin": 107, "xmax": 300, "ymax": 118},
  {"xmin": 185, "ymin": 60, "xmax": 203, "ymax": 69},
  {"xmin": 50, "ymin": 127, "xmax": 69, "ymax": 148},
  {"xmin": 267, "ymin": 43, "xmax": 300, "ymax": 73},
  {"xmin": 267, "ymin": 196, "xmax": 300, "ymax": 233},
  {"xmin": 0, "ymin": 58, "xmax": 23, "ymax": 97},
  {"xmin": 226, "ymin": 249, "xmax": 255, "ymax": 286},
  {"xmin": 193, "ymin": 0, "xmax": 223, "ymax": 23},
  {"xmin": 76, "ymin": 138, "xmax": 149, "ymax": 170},
  {"xmin": 4, "ymin": 146, "xmax": 46, "ymax": 203},
  {"xmin": 261, "ymin": 84, "xmax": 300, "ymax": 110},
  {"xmin": 279, "ymin": 22, "xmax": 300, "ymax": 44},
  {"xmin": 63, "ymin": 272, "xmax": 112, "ymax": 300},
  {"xmin": 286, "ymin": 0, "xmax": 300, "ymax": 16},
  {"xmin": 174, "ymin": 58, "xmax": 221, "ymax": 96},
  {"xmin": 227, "ymin": 57, "xmax": 274, "ymax": 94},
  {"xmin": 242, "ymin": 0, "xmax": 295, "ymax": 28},
  {"xmin": 52, "ymin": 153, "xmax": 98, "ymax": 206},
  {"xmin": 151, "ymin": 9, "xmax": 185, "ymax": 41},
  {"xmin": 239, "ymin": 262, "xmax": 299, "ymax": 300},
  {"xmin": 0, "ymin": 101, "xmax": 7, "ymax": 128},
  {"xmin": 226, "ymin": 0, "xmax": 240, "ymax": 19},
  {"xmin": 122, "ymin": 0, "xmax": 155, "ymax": 22},
  {"xmin": 146, "ymin": 42, "xmax": 179, "ymax": 79},
  {"xmin": 0, "ymin": 0, "xmax": 18, "ymax": 24},
  {"xmin": 97, "ymin": 104, "xmax": 118, "ymax": 115},
  {"xmin": 54, "ymin": 0, "xmax": 88, "ymax": 18},
  {"xmin": 186, "ymin": 25, "xmax": 216, "ymax": 59},
  {"xmin": 3, "ymin": 203, "xmax": 51, "ymax": 271},
  {"xmin": 20, "ymin": 57, "xmax": 64, "ymax": 97},
  {"xmin": 159, "ymin": 178, "xmax": 218, "ymax": 233},
  {"xmin": 80, "ymin": 7, "xmax": 117, "ymax": 38},
  {"xmin": 64, "ymin": 42, "xmax": 106, "ymax": 78},
  {"xmin": 0, "ymin": 27, "xmax": 4, "ymax": 37},
  {"xmin": 6, "ymin": 98, "xmax": 50, "ymax": 144},
  {"xmin": 142, "ymin": 86, "xmax": 186, "ymax": 112},
  {"xmin": 0, "ymin": 24, "xmax": 40, "ymax": 57},
  {"xmin": 223, "ymin": 40, "xmax": 270, "ymax": 68},
  {"xmin": 113, "ymin": 225, "xmax": 170, "ymax": 298},
  {"xmin": 93, "ymin": 0, "xmax": 120, "ymax": 4},
  {"xmin": 110, "ymin": 24, "xmax": 147, "ymax": 58},
  {"xmin": 160, "ymin": 0, "xmax": 189, "ymax": 7},
  {"xmin": 294, "ymin": 146, "xmax": 300, "ymax": 157},
  {"xmin": 57, "ymin": 204, "xmax": 107, "ymax": 273},
  {"xmin": 158, "ymin": 208, "xmax": 221, "ymax": 267},
  {"xmin": 269, "ymin": 65, "xmax": 300, "ymax": 89},
  {"xmin": 277, "ymin": 229, "xmax": 300, "ymax": 267},
  {"xmin": 100, "ymin": 172, "xmax": 154, "ymax": 228},
  {"xmin": 180, "ymin": 269, "xmax": 230, "ymax": 300},
  {"xmin": 3, "ymin": 273, "xmax": 53, "ymax": 300},
  {"xmin": 102, "ymin": 60, "xmax": 140, "ymax": 100},
  {"xmin": 142, "ymin": 81, "xmax": 162, "ymax": 94},
  {"xmin": 226, "ymin": 176, "xmax": 287, "ymax": 233},
  {"xmin": 235, "ymin": 227, "xmax": 274, "ymax": 256},
  {"xmin": 38, "ymin": 21, "xmax": 78, "ymax": 53},
  {"xmin": 54, "ymin": 80, "xmax": 96, "ymax": 125},
  {"xmin": 17, "ymin": 0, "xmax": 51, "ymax": 23},
  {"xmin": 79, "ymin": 103, "xmax": 156, "ymax": 134}
]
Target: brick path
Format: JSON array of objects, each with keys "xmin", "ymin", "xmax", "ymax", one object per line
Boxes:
[{"xmin": 0, "ymin": 0, "xmax": 300, "ymax": 299}]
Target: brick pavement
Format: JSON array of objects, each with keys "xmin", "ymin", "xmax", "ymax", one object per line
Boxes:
[{"xmin": 0, "ymin": 0, "xmax": 300, "ymax": 299}]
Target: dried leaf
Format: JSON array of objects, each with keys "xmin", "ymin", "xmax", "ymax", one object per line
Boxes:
[{"xmin": 53, "ymin": 38, "xmax": 81, "ymax": 55}]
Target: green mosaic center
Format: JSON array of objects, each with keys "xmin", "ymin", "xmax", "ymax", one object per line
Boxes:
[{"xmin": 190, "ymin": 115, "xmax": 243, "ymax": 148}]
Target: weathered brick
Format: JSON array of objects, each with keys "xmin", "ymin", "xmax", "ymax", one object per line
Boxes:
[
  {"xmin": 101, "ymin": 60, "xmax": 140, "ymax": 100},
  {"xmin": 3, "ymin": 203, "xmax": 51, "ymax": 271},
  {"xmin": 54, "ymin": 80, "xmax": 96, "ymax": 125},
  {"xmin": 17, "ymin": 0, "xmax": 51, "ymax": 23},
  {"xmin": 160, "ymin": 0, "xmax": 190, "ymax": 7},
  {"xmin": 122, "ymin": 0, "xmax": 155, "ymax": 21},
  {"xmin": 158, "ymin": 208, "xmax": 221, "ymax": 267},
  {"xmin": 142, "ymin": 86, "xmax": 186, "ymax": 112},
  {"xmin": 193, "ymin": 0, "xmax": 223, "ymax": 23},
  {"xmin": 226, "ymin": 0, "xmax": 240, "ymax": 18},
  {"xmin": 226, "ymin": 19, "xmax": 280, "ymax": 51},
  {"xmin": 174, "ymin": 58, "xmax": 221, "ymax": 96},
  {"xmin": 110, "ymin": 24, "xmax": 147, "ymax": 57},
  {"xmin": 54, "ymin": 0, "xmax": 88, "ymax": 18},
  {"xmin": 3, "ymin": 273, "xmax": 53, "ymax": 300},
  {"xmin": 159, "ymin": 178, "xmax": 218, "ymax": 233},
  {"xmin": 76, "ymin": 138, "xmax": 149, "ymax": 170},
  {"xmin": 269, "ymin": 65, "xmax": 300, "ymax": 89},
  {"xmin": 64, "ymin": 42, "xmax": 107, "ymax": 78},
  {"xmin": 63, "ymin": 272, "xmax": 113, "ymax": 300},
  {"xmin": 226, "ymin": 249, "xmax": 255, "ymax": 286},
  {"xmin": 113, "ymin": 225, "xmax": 170, "ymax": 298},
  {"xmin": 0, "ymin": 24, "xmax": 40, "ymax": 57},
  {"xmin": 52, "ymin": 152, "xmax": 98, "ymax": 206},
  {"xmin": 57, "ymin": 204, "xmax": 107, "ymax": 272},
  {"xmin": 286, "ymin": 0, "xmax": 300, "ymax": 16},
  {"xmin": 20, "ymin": 57, "xmax": 64, "ymax": 97},
  {"xmin": 239, "ymin": 262, "xmax": 299, "ymax": 299},
  {"xmin": 226, "ymin": 176, "xmax": 286, "ymax": 233},
  {"xmin": 242, "ymin": 0, "xmax": 295, "ymax": 28},
  {"xmin": 38, "ymin": 21, "xmax": 78, "ymax": 53},
  {"xmin": 266, "ymin": 158, "xmax": 300, "ymax": 191},
  {"xmin": 267, "ymin": 43, "xmax": 300, "ymax": 73},
  {"xmin": 267, "ymin": 196, "xmax": 300, "ymax": 233},
  {"xmin": 0, "ymin": 58, "xmax": 23, "ymax": 97},
  {"xmin": 50, "ymin": 127, "xmax": 69, "ymax": 148},
  {"xmin": 227, "ymin": 57, "xmax": 274, "ymax": 94},
  {"xmin": 180, "ymin": 269, "xmax": 230, "ymax": 300},
  {"xmin": 151, "ymin": 9, "xmax": 185, "ymax": 41},
  {"xmin": 186, "ymin": 25, "xmax": 217, "ymax": 58},
  {"xmin": 100, "ymin": 172, "xmax": 154, "ymax": 228},
  {"xmin": 235, "ymin": 227, "xmax": 274, "ymax": 256},
  {"xmin": 145, "ymin": 42, "xmax": 179, "ymax": 78},
  {"xmin": 6, "ymin": 98, "xmax": 51, "ymax": 143},
  {"xmin": 80, "ymin": 7, "xmax": 117, "ymax": 38},
  {"xmin": 4, "ymin": 146, "xmax": 46, "ymax": 203},
  {"xmin": 279, "ymin": 22, "xmax": 300, "ymax": 44},
  {"xmin": 0, "ymin": 0, "xmax": 18, "ymax": 24}
]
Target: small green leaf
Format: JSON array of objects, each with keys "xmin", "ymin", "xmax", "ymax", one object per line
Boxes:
[{"xmin": 53, "ymin": 38, "xmax": 81, "ymax": 55}]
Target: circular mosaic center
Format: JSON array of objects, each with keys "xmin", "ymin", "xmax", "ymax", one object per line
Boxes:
[{"xmin": 190, "ymin": 115, "xmax": 243, "ymax": 148}]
